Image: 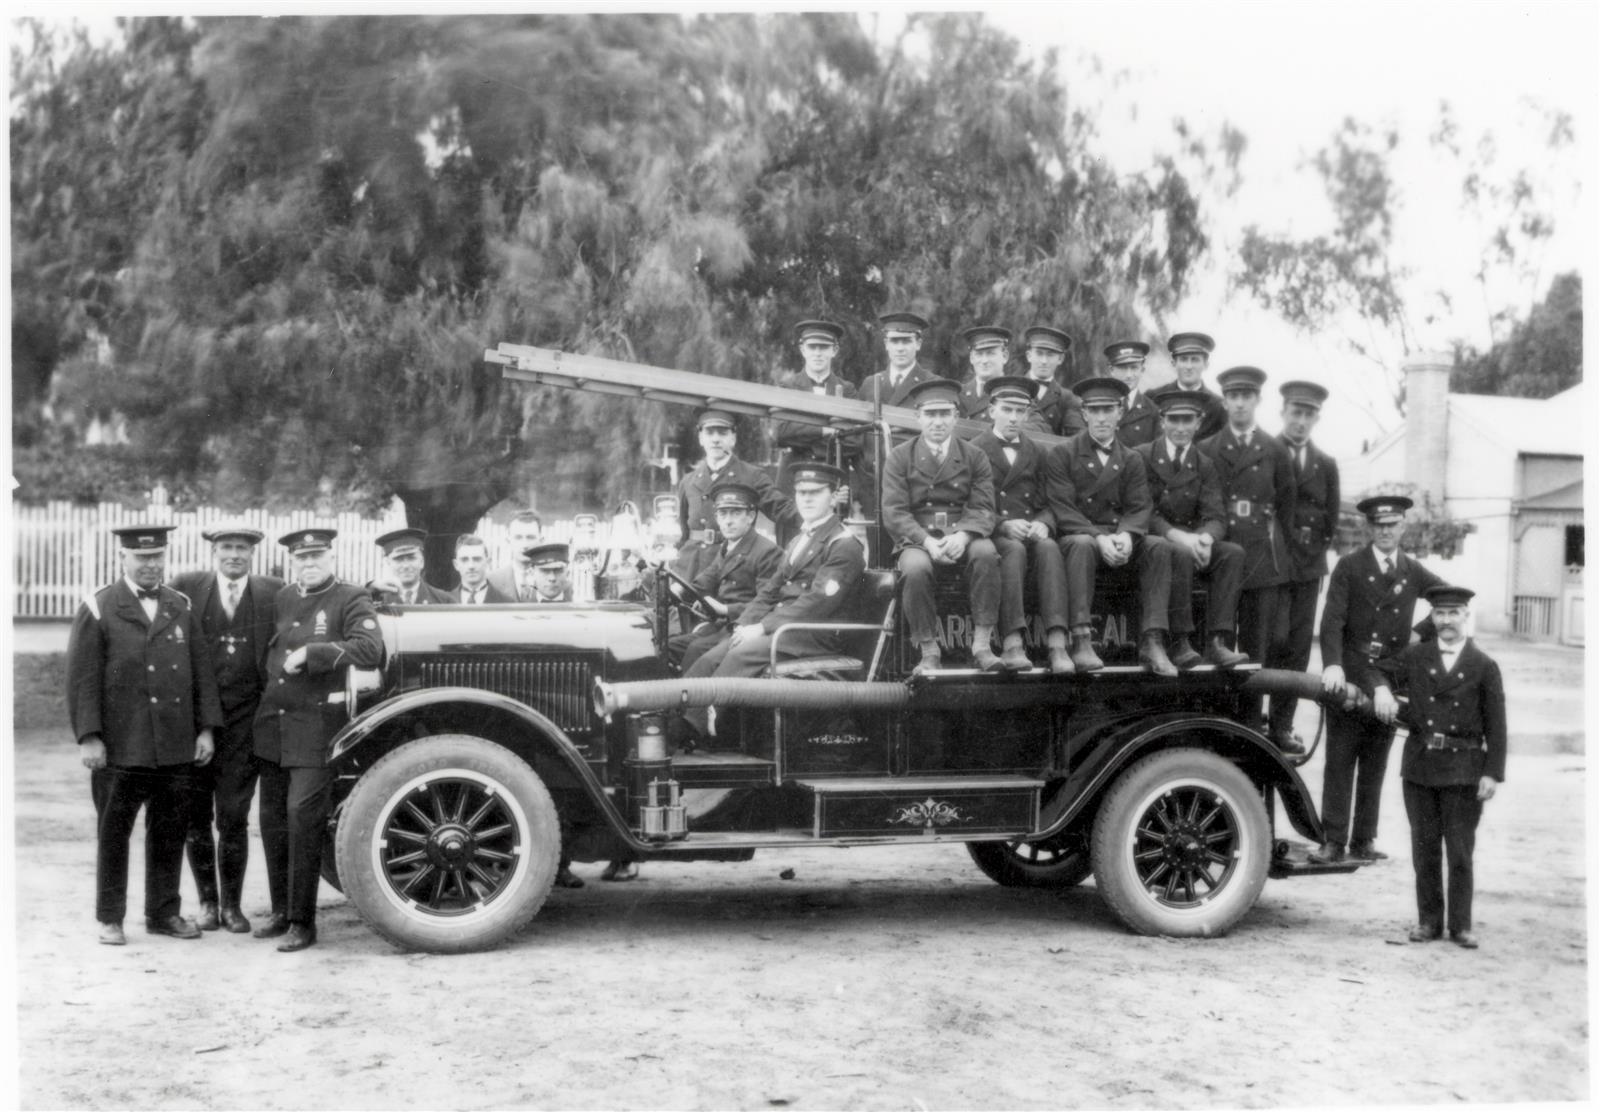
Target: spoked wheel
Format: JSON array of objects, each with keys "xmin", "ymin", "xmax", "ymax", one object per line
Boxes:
[
  {"xmin": 967, "ymin": 836, "xmax": 1092, "ymax": 889},
  {"xmin": 334, "ymin": 734, "xmax": 561, "ymax": 953},
  {"xmin": 1091, "ymin": 748, "xmax": 1270, "ymax": 937}
]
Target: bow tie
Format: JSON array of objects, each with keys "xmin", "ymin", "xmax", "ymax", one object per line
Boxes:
[{"xmin": 136, "ymin": 587, "xmax": 161, "ymax": 600}]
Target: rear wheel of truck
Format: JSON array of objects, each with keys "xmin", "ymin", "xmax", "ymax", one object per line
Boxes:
[
  {"xmin": 967, "ymin": 836, "xmax": 1092, "ymax": 889},
  {"xmin": 1091, "ymin": 748, "xmax": 1270, "ymax": 938},
  {"xmin": 335, "ymin": 734, "xmax": 561, "ymax": 953}
]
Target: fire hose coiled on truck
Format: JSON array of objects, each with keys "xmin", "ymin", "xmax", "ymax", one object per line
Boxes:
[{"xmin": 594, "ymin": 677, "xmax": 912, "ymax": 718}]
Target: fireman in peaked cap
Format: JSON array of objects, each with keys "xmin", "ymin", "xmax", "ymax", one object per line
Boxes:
[
  {"xmin": 1105, "ymin": 341, "xmax": 1160, "ymax": 448},
  {"xmin": 251, "ymin": 528, "xmax": 384, "ymax": 952},
  {"xmin": 775, "ymin": 319, "xmax": 858, "ymax": 484},
  {"xmin": 1165, "ymin": 331, "xmax": 1228, "ymax": 440},
  {"xmin": 1020, "ymin": 325, "xmax": 1086, "ymax": 437},
  {"xmin": 676, "ymin": 408, "xmax": 796, "ymax": 582},
  {"xmin": 68, "ymin": 524, "xmax": 224, "ymax": 946},
  {"xmin": 957, "ymin": 325, "xmax": 1013, "ymax": 419}
]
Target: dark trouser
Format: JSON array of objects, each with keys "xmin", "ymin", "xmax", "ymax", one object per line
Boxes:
[
  {"xmin": 1403, "ymin": 780, "xmax": 1482, "ymax": 934},
  {"xmin": 1059, "ymin": 534, "xmax": 1172, "ymax": 631},
  {"xmin": 898, "ymin": 540, "xmax": 1000, "ymax": 644},
  {"xmin": 687, "ymin": 626, "xmax": 842, "ymax": 680},
  {"xmin": 1236, "ymin": 583, "xmax": 1286, "ymax": 662},
  {"xmin": 1167, "ymin": 539, "xmax": 1244, "ymax": 636},
  {"xmin": 993, "ymin": 533, "xmax": 1069, "ymax": 635},
  {"xmin": 185, "ymin": 715, "xmax": 261, "ymax": 906},
  {"xmin": 91, "ymin": 765, "xmax": 191, "ymax": 924},
  {"xmin": 1320, "ymin": 705, "xmax": 1396, "ymax": 846},
  {"xmin": 668, "ymin": 624, "xmax": 731, "ymax": 673},
  {"xmin": 257, "ymin": 762, "xmax": 333, "ymax": 925},
  {"xmin": 1266, "ymin": 577, "xmax": 1324, "ymax": 737}
]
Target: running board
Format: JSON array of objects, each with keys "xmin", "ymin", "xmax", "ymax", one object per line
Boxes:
[
  {"xmin": 796, "ymin": 776, "xmax": 1043, "ymax": 839},
  {"xmin": 1269, "ymin": 839, "xmax": 1364, "ymax": 878}
]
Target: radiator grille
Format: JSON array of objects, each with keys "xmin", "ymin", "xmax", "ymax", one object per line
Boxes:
[{"xmin": 417, "ymin": 655, "xmax": 595, "ymax": 733}]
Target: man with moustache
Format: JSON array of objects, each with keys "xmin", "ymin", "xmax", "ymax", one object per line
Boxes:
[
  {"xmin": 252, "ymin": 528, "xmax": 384, "ymax": 952},
  {"xmin": 1165, "ymin": 331, "xmax": 1228, "ymax": 440},
  {"xmin": 68, "ymin": 524, "xmax": 223, "ymax": 945},
  {"xmin": 1106, "ymin": 341, "xmax": 1161, "ymax": 448},
  {"xmin": 170, "ymin": 523, "xmax": 282, "ymax": 933},
  {"xmin": 1313, "ymin": 495, "xmax": 1445, "ymax": 866},
  {"xmin": 1018, "ymin": 325, "xmax": 1086, "ymax": 437},
  {"xmin": 1136, "ymin": 388, "xmax": 1251, "ymax": 671},
  {"xmin": 1265, "ymin": 381, "xmax": 1341, "ymax": 753},
  {"xmin": 1045, "ymin": 377, "xmax": 1177, "ymax": 677},
  {"xmin": 971, "ymin": 376, "xmax": 1074, "ymax": 673},
  {"xmin": 370, "ymin": 527, "xmax": 455, "ymax": 605},
  {"xmin": 882, "ymin": 377, "xmax": 1003, "ymax": 674}
]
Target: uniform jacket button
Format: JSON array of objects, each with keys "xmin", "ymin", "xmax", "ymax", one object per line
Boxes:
[
  {"xmin": 150, "ymin": 697, "xmax": 158, "ymax": 704},
  {"xmin": 148, "ymin": 665, "xmax": 155, "ymax": 672}
]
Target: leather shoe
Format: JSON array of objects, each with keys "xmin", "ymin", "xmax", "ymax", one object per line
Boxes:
[
  {"xmin": 913, "ymin": 646, "xmax": 943, "ymax": 676},
  {"xmin": 971, "ymin": 643, "xmax": 1004, "ymax": 673},
  {"xmin": 1450, "ymin": 930, "xmax": 1479, "ymax": 949},
  {"xmin": 555, "ymin": 867, "xmax": 586, "ymax": 889},
  {"xmin": 1047, "ymin": 646, "xmax": 1075, "ymax": 675},
  {"xmin": 600, "ymin": 861, "xmax": 639, "ymax": 882},
  {"xmin": 1408, "ymin": 924, "xmax": 1443, "ymax": 942},
  {"xmin": 999, "ymin": 641, "xmax": 1031, "ymax": 672},
  {"xmin": 197, "ymin": 901, "xmax": 220, "ymax": 932},
  {"xmin": 1272, "ymin": 731, "xmax": 1308, "ymax": 756},
  {"xmin": 220, "ymin": 906, "xmax": 251, "ymax": 934},
  {"xmin": 1138, "ymin": 631, "xmax": 1178, "ymax": 678},
  {"xmin": 146, "ymin": 914, "xmax": 201, "ymax": 940},
  {"xmin": 1309, "ymin": 841, "xmax": 1345, "ymax": 864},
  {"xmin": 98, "ymin": 921, "xmax": 126, "ymax": 946},
  {"xmin": 252, "ymin": 913, "xmax": 290, "ymax": 939},
  {"xmin": 1349, "ymin": 840, "xmax": 1388, "ymax": 862},
  {"xmin": 277, "ymin": 924, "xmax": 316, "ymax": 953},
  {"xmin": 1201, "ymin": 635, "xmax": 1249, "ymax": 669},
  {"xmin": 1069, "ymin": 633, "xmax": 1103, "ymax": 673},
  {"xmin": 1168, "ymin": 635, "xmax": 1202, "ymax": 670}
]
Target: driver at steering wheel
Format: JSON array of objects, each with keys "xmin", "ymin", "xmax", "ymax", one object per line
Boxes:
[{"xmin": 667, "ymin": 483, "xmax": 782, "ymax": 673}]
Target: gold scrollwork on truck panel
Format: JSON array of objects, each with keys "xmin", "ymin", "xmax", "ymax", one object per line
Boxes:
[{"xmin": 889, "ymin": 798, "xmax": 970, "ymax": 830}]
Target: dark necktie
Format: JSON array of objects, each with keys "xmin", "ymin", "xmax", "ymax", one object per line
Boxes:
[{"xmin": 137, "ymin": 587, "xmax": 160, "ymax": 600}]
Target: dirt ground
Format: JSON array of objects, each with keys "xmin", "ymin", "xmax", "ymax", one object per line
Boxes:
[{"xmin": 12, "ymin": 635, "xmax": 1591, "ymax": 1110}]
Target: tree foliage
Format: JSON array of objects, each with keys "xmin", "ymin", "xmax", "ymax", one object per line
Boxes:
[
  {"xmin": 1451, "ymin": 271, "xmax": 1582, "ymax": 399},
  {"xmin": 13, "ymin": 13, "xmax": 1225, "ymax": 546}
]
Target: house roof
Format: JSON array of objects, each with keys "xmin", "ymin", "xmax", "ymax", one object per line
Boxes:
[
  {"xmin": 1516, "ymin": 478, "xmax": 1585, "ymax": 512},
  {"xmin": 1448, "ymin": 381, "xmax": 1587, "ymax": 458}
]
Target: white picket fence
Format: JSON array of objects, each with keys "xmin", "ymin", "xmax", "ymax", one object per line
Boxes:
[{"xmin": 11, "ymin": 497, "xmax": 624, "ymax": 619}]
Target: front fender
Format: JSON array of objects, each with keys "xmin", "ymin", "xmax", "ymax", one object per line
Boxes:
[
  {"xmin": 327, "ymin": 687, "xmax": 646, "ymax": 849},
  {"xmin": 1037, "ymin": 712, "xmax": 1323, "ymax": 844}
]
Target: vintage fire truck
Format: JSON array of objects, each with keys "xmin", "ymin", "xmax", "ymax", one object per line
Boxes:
[{"xmin": 324, "ymin": 344, "xmax": 1363, "ymax": 953}]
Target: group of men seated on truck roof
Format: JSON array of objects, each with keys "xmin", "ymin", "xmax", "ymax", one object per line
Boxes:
[{"xmin": 656, "ymin": 316, "xmax": 1353, "ymax": 760}]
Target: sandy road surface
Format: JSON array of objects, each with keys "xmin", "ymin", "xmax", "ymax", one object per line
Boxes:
[{"xmin": 13, "ymin": 633, "xmax": 1590, "ymax": 1108}]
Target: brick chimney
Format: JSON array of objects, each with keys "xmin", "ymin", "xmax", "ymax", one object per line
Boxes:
[{"xmin": 1403, "ymin": 352, "xmax": 1451, "ymax": 507}]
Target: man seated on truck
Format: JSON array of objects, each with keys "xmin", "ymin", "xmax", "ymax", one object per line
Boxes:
[
  {"xmin": 957, "ymin": 325, "xmax": 1011, "ymax": 419},
  {"xmin": 882, "ymin": 377, "xmax": 1003, "ymax": 674},
  {"xmin": 684, "ymin": 462, "xmax": 865, "ymax": 691},
  {"xmin": 1136, "ymin": 386, "xmax": 1250, "ymax": 671},
  {"xmin": 971, "ymin": 376, "xmax": 1073, "ymax": 673},
  {"xmin": 773, "ymin": 319, "xmax": 857, "ymax": 486},
  {"xmin": 675, "ymin": 408, "xmax": 795, "ymax": 581},
  {"xmin": 667, "ymin": 483, "xmax": 783, "ymax": 673},
  {"xmin": 1044, "ymin": 375, "xmax": 1177, "ymax": 677},
  {"xmin": 1019, "ymin": 324, "xmax": 1085, "ymax": 437}
]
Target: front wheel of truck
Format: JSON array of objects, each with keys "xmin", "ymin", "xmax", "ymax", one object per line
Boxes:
[
  {"xmin": 335, "ymin": 734, "xmax": 561, "ymax": 953},
  {"xmin": 1091, "ymin": 748, "xmax": 1270, "ymax": 938}
]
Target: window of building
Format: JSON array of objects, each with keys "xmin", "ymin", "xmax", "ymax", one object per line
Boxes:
[{"xmin": 1565, "ymin": 525, "xmax": 1585, "ymax": 568}]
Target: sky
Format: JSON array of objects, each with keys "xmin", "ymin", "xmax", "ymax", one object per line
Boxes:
[{"xmin": 15, "ymin": 0, "xmax": 1596, "ymax": 459}]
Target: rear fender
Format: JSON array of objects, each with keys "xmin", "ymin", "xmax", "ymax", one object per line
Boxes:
[
  {"xmin": 1038, "ymin": 713, "xmax": 1323, "ymax": 844},
  {"xmin": 327, "ymin": 687, "xmax": 642, "ymax": 847}
]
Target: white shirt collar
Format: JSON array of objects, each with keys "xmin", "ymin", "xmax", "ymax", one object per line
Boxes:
[
  {"xmin": 1370, "ymin": 544, "xmax": 1399, "ymax": 568},
  {"xmin": 1165, "ymin": 438, "xmax": 1187, "ymax": 461}
]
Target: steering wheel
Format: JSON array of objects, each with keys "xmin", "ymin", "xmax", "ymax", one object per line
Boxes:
[{"xmin": 661, "ymin": 566, "xmax": 719, "ymax": 625}]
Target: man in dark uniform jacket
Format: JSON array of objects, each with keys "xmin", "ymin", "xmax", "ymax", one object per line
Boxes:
[
  {"xmin": 252, "ymin": 528, "xmax": 384, "ymax": 951},
  {"xmin": 1199, "ymin": 366, "xmax": 1297, "ymax": 678},
  {"xmin": 972, "ymin": 376, "xmax": 1073, "ymax": 673},
  {"xmin": 1265, "ymin": 381, "xmax": 1341, "ymax": 751},
  {"xmin": 1106, "ymin": 341, "xmax": 1161, "ymax": 448},
  {"xmin": 1019, "ymin": 325, "xmax": 1086, "ymax": 437},
  {"xmin": 882, "ymin": 377, "xmax": 1003, "ymax": 674},
  {"xmin": 856, "ymin": 311, "xmax": 940, "ymax": 518},
  {"xmin": 773, "ymin": 319, "xmax": 858, "ymax": 480},
  {"xmin": 956, "ymin": 325, "xmax": 1011, "ymax": 420},
  {"xmin": 68, "ymin": 524, "xmax": 223, "ymax": 946},
  {"xmin": 687, "ymin": 462, "xmax": 866, "ymax": 681},
  {"xmin": 667, "ymin": 483, "xmax": 783, "ymax": 672},
  {"xmin": 675, "ymin": 407, "xmax": 793, "ymax": 582},
  {"xmin": 1313, "ymin": 495, "xmax": 1445, "ymax": 865},
  {"xmin": 1373, "ymin": 585, "xmax": 1505, "ymax": 948},
  {"xmin": 370, "ymin": 527, "xmax": 455, "ymax": 605},
  {"xmin": 1045, "ymin": 376, "xmax": 1177, "ymax": 677},
  {"xmin": 1166, "ymin": 331, "xmax": 1228, "ymax": 440},
  {"xmin": 170, "ymin": 523, "xmax": 283, "ymax": 934},
  {"xmin": 1136, "ymin": 388, "xmax": 1249, "ymax": 671},
  {"xmin": 521, "ymin": 542, "xmax": 576, "ymax": 603}
]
